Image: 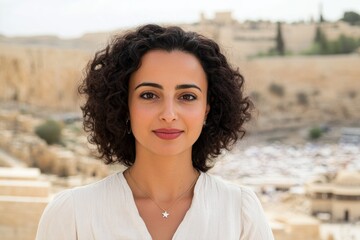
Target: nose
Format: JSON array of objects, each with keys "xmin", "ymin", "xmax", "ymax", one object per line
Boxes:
[{"xmin": 159, "ymin": 98, "xmax": 177, "ymax": 122}]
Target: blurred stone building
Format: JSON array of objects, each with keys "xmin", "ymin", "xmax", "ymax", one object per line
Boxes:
[{"xmin": 306, "ymin": 170, "xmax": 360, "ymax": 222}]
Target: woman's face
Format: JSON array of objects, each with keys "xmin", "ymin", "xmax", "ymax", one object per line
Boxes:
[{"xmin": 128, "ymin": 50, "xmax": 210, "ymax": 158}]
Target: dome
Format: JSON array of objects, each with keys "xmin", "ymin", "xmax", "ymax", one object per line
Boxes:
[{"xmin": 333, "ymin": 171, "xmax": 360, "ymax": 186}]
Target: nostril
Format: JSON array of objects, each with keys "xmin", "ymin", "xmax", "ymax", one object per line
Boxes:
[
  {"xmin": 160, "ymin": 111, "xmax": 177, "ymax": 122},
  {"xmin": 160, "ymin": 103, "xmax": 177, "ymax": 122},
  {"xmin": 160, "ymin": 114, "xmax": 177, "ymax": 122}
]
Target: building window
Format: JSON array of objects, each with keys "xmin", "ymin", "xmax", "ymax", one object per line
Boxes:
[{"xmin": 333, "ymin": 195, "xmax": 360, "ymax": 201}]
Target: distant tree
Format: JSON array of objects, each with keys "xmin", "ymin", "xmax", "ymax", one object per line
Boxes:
[
  {"xmin": 307, "ymin": 29, "xmax": 360, "ymax": 55},
  {"xmin": 314, "ymin": 25, "xmax": 322, "ymax": 43},
  {"xmin": 275, "ymin": 22, "xmax": 285, "ymax": 55},
  {"xmin": 319, "ymin": 2, "xmax": 325, "ymax": 23},
  {"xmin": 342, "ymin": 11, "xmax": 360, "ymax": 25},
  {"xmin": 314, "ymin": 25, "xmax": 328, "ymax": 54},
  {"xmin": 335, "ymin": 34, "xmax": 359, "ymax": 53}
]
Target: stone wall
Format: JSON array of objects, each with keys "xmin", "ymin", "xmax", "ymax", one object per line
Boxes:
[
  {"xmin": 310, "ymin": 198, "xmax": 332, "ymax": 214},
  {"xmin": 271, "ymin": 213, "xmax": 321, "ymax": 240},
  {"xmin": 332, "ymin": 200, "xmax": 360, "ymax": 222},
  {"xmin": 0, "ymin": 44, "xmax": 90, "ymax": 111},
  {"xmin": 194, "ymin": 19, "xmax": 360, "ymax": 59},
  {"xmin": 1, "ymin": 43, "xmax": 359, "ymax": 130},
  {"xmin": 0, "ymin": 167, "xmax": 49, "ymax": 240},
  {"xmin": 1, "ymin": 20, "xmax": 360, "ymax": 129},
  {"xmin": 240, "ymin": 55, "xmax": 360, "ymax": 129}
]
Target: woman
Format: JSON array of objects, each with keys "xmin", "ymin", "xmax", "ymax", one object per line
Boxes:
[{"xmin": 36, "ymin": 24, "xmax": 274, "ymax": 240}]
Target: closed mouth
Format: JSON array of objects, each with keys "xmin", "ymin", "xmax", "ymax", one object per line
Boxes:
[{"xmin": 153, "ymin": 129, "xmax": 184, "ymax": 140}]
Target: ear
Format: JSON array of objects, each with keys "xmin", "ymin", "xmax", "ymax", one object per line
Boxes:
[{"xmin": 205, "ymin": 104, "xmax": 210, "ymax": 117}]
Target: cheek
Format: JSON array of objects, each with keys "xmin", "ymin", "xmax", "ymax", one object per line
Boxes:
[
  {"xmin": 183, "ymin": 107, "xmax": 206, "ymax": 125},
  {"xmin": 129, "ymin": 105, "xmax": 153, "ymax": 139},
  {"xmin": 129, "ymin": 103, "xmax": 155, "ymax": 122}
]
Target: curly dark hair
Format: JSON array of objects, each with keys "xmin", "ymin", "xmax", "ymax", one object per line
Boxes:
[{"xmin": 78, "ymin": 24, "xmax": 252, "ymax": 172}]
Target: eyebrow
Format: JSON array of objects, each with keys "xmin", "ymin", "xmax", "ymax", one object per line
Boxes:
[
  {"xmin": 134, "ymin": 82, "xmax": 202, "ymax": 92},
  {"xmin": 176, "ymin": 84, "xmax": 202, "ymax": 92},
  {"xmin": 135, "ymin": 82, "xmax": 162, "ymax": 90}
]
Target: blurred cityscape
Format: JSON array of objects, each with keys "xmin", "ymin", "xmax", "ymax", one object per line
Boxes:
[{"xmin": 1, "ymin": 9, "xmax": 360, "ymax": 240}]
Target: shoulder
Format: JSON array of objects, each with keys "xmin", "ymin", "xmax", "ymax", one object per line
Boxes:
[
  {"xmin": 70, "ymin": 171, "xmax": 122, "ymax": 199},
  {"xmin": 202, "ymin": 173, "xmax": 274, "ymax": 239},
  {"xmin": 40, "ymin": 171, "xmax": 122, "ymax": 210},
  {"xmin": 36, "ymin": 172, "xmax": 124, "ymax": 239},
  {"xmin": 40, "ymin": 188, "xmax": 75, "ymax": 217},
  {"xmin": 200, "ymin": 173, "xmax": 251, "ymax": 217},
  {"xmin": 202, "ymin": 172, "xmax": 262, "ymax": 202},
  {"xmin": 36, "ymin": 189, "xmax": 76, "ymax": 239},
  {"xmin": 239, "ymin": 185, "xmax": 274, "ymax": 239},
  {"xmin": 202, "ymin": 172, "xmax": 245, "ymax": 199},
  {"xmin": 204, "ymin": 173, "xmax": 265, "ymax": 219}
]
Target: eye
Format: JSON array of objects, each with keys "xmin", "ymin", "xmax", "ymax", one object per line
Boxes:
[
  {"xmin": 180, "ymin": 94, "xmax": 197, "ymax": 101},
  {"xmin": 140, "ymin": 92, "xmax": 157, "ymax": 99}
]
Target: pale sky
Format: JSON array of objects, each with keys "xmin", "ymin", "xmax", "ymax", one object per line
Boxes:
[{"xmin": 1, "ymin": 0, "xmax": 359, "ymax": 38}]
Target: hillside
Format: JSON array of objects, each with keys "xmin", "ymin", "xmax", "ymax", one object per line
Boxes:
[
  {"xmin": 1, "ymin": 17, "xmax": 359, "ymax": 132},
  {"xmin": 1, "ymin": 42, "xmax": 359, "ymax": 132}
]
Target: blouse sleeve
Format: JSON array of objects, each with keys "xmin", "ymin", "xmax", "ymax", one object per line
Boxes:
[
  {"xmin": 240, "ymin": 187, "xmax": 274, "ymax": 240},
  {"xmin": 36, "ymin": 189, "xmax": 77, "ymax": 240}
]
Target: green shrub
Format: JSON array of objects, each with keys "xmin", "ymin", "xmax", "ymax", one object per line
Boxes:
[
  {"xmin": 309, "ymin": 127, "xmax": 322, "ymax": 140},
  {"xmin": 297, "ymin": 92, "xmax": 309, "ymax": 106},
  {"xmin": 252, "ymin": 48, "xmax": 293, "ymax": 58},
  {"xmin": 348, "ymin": 91, "xmax": 357, "ymax": 99},
  {"xmin": 305, "ymin": 28, "xmax": 360, "ymax": 55},
  {"xmin": 250, "ymin": 91, "xmax": 261, "ymax": 102},
  {"xmin": 269, "ymin": 83, "xmax": 285, "ymax": 97},
  {"xmin": 35, "ymin": 119, "xmax": 63, "ymax": 145}
]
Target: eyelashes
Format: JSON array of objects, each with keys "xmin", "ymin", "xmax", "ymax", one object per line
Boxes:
[
  {"xmin": 179, "ymin": 94, "xmax": 197, "ymax": 101},
  {"xmin": 140, "ymin": 92, "xmax": 157, "ymax": 99},
  {"xmin": 139, "ymin": 92, "xmax": 197, "ymax": 101}
]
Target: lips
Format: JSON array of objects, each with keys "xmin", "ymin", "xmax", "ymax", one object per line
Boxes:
[{"xmin": 153, "ymin": 128, "xmax": 184, "ymax": 140}]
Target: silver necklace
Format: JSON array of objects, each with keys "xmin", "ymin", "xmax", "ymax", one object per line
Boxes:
[{"xmin": 127, "ymin": 168, "xmax": 199, "ymax": 219}]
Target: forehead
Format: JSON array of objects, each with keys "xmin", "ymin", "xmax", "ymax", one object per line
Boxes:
[
  {"xmin": 140, "ymin": 50, "xmax": 202, "ymax": 70},
  {"xmin": 129, "ymin": 50, "xmax": 207, "ymax": 87}
]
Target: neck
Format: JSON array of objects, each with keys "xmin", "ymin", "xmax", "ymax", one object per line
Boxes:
[{"xmin": 126, "ymin": 150, "xmax": 199, "ymax": 202}]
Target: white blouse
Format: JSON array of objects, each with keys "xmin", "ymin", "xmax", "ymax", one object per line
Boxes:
[{"xmin": 36, "ymin": 171, "xmax": 274, "ymax": 240}]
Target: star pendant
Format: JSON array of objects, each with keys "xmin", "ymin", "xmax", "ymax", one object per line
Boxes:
[{"xmin": 162, "ymin": 211, "xmax": 170, "ymax": 218}]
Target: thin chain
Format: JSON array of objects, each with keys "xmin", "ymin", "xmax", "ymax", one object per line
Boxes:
[{"xmin": 127, "ymin": 168, "xmax": 199, "ymax": 218}]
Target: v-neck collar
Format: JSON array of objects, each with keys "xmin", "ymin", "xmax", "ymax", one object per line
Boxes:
[{"xmin": 118, "ymin": 171, "xmax": 204, "ymax": 240}]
